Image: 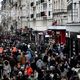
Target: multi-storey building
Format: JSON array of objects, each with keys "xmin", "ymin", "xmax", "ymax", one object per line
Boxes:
[
  {"xmin": 1, "ymin": 0, "xmax": 29, "ymax": 31},
  {"xmin": 1, "ymin": 0, "xmax": 68, "ymax": 31},
  {"xmin": 2, "ymin": 0, "xmax": 80, "ymax": 33},
  {"xmin": 53, "ymin": 0, "xmax": 67, "ymax": 25},
  {"xmin": 1, "ymin": 0, "xmax": 19, "ymax": 31},
  {"xmin": 19, "ymin": 0, "xmax": 29, "ymax": 28},
  {"xmin": 1, "ymin": 0, "xmax": 11, "ymax": 31},
  {"xmin": 67, "ymin": 0, "xmax": 80, "ymax": 23},
  {"xmin": 29, "ymin": 0, "xmax": 53, "ymax": 31},
  {"xmin": 67, "ymin": 0, "xmax": 80, "ymax": 32}
]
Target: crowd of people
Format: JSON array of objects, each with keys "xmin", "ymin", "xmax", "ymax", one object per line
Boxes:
[{"xmin": 0, "ymin": 34, "xmax": 80, "ymax": 80}]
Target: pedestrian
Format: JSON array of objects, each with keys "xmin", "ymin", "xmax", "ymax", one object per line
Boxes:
[{"xmin": 3, "ymin": 60, "xmax": 11, "ymax": 78}]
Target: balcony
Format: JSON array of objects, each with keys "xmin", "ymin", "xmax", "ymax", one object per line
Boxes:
[
  {"xmin": 43, "ymin": 0, "xmax": 47, "ymax": 10},
  {"xmin": 53, "ymin": 9, "xmax": 67, "ymax": 15},
  {"xmin": 33, "ymin": 4, "xmax": 36, "ymax": 11},
  {"xmin": 36, "ymin": 1, "xmax": 40, "ymax": 5},
  {"xmin": 33, "ymin": 7, "xmax": 36, "ymax": 11},
  {"xmin": 43, "ymin": 16, "xmax": 47, "ymax": 20},
  {"xmin": 31, "ymin": 2, "xmax": 36, "ymax": 10},
  {"xmin": 41, "ymin": 0, "xmax": 47, "ymax": 5},
  {"xmin": 10, "ymin": 1, "xmax": 18, "ymax": 8},
  {"xmin": 41, "ymin": 11, "xmax": 46, "ymax": 16},
  {"xmin": 67, "ymin": 3, "xmax": 72, "ymax": 10},
  {"xmin": 33, "ymin": 18, "xmax": 36, "ymax": 21},
  {"xmin": 12, "ymin": 0, "xmax": 17, "ymax": 5},
  {"xmin": 41, "ymin": 0, "xmax": 45, "ymax": 3},
  {"xmin": 67, "ymin": 0, "xmax": 72, "ymax": 6},
  {"xmin": 40, "ymin": 11, "xmax": 47, "ymax": 20},
  {"xmin": 42, "ymin": 0, "xmax": 47, "ymax": 3}
]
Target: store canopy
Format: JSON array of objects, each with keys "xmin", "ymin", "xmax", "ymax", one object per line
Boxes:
[
  {"xmin": 33, "ymin": 27, "xmax": 47, "ymax": 31},
  {"xmin": 48, "ymin": 26, "xmax": 66, "ymax": 30}
]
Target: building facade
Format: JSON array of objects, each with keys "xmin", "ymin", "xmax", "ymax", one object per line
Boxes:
[
  {"xmin": 1, "ymin": 0, "xmax": 68, "ymax": 31},
  {"xmin": 1, "ymin": 0, "xmax": 11, "ymax": 31},
  {"xmin": 67, "ymin": 0, "xmax": 80, "ymax": 33},
  {"xmin": 67, "ymin": 0, "xmax": 80, "ymax": 23},
  {"xmin": 1, "ymin": 0, "xmax": 29, "ymax": 32},
  {"xmin": 1, "ymin": 0, "xmax": 80, "ymax": 32},
  {"xmin": 29, "ymin": 0, "xmax": 53, "ymax": 31},
  {"xmin": 53, "ymin": 0, "xmax": 67, "ymax": 25}
]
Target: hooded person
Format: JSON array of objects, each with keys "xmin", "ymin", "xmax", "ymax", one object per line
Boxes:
[
  {"xmin": 25, "ymin": 49, "xmax": 33, "ymax": 62},
  {"xmin": 3, "ymin": 60, "xmax": 11, "ymax": 78},
  {"xmin": 36, "ymin": 58, "xmax": 45, "ymax": 69}
]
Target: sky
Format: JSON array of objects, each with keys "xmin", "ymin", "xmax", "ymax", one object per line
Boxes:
[{"xmin": 0, "ymin": 0, "xmax": 3, "ymax": 2}]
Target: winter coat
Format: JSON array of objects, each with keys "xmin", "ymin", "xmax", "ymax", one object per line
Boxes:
[
  {"xmin": 36, "ymin": 59, "xmax": 44, "ymax": 69},
  {"xmin": 3, "ymin": 60, "xmax": 11, "ymax": 75}
]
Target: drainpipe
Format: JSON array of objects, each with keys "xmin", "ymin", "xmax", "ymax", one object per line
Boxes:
[{"xmin": 71, "ymin": 0, "xmax": 73, "ymax": 22}]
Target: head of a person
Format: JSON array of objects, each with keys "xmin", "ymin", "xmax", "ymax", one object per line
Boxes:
[{"xmin": 4, "ymin": 60, "xmax": 9, "ymax": 66}]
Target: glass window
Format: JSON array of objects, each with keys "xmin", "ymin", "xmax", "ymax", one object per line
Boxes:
[{"xmin": 48, "ymin": 11, "xmax": 50, "ymax": 16}]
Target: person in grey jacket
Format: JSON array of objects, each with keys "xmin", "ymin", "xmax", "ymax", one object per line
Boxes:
[{"xmin": 3, "ymin": 60, "xmax": 11, "ymax": 78}]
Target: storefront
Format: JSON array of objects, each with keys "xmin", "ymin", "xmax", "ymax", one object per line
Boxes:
[
  {"xmin": 69, "ymin": 32, "xmax": 80, "ymax": 56},
  {"xmin": 66, "ymin": 23, "xmax": 80, "ymax": 56},
  {"xmin": 47, "ymin": 26, "xmax": 66, "ymax": 44}
]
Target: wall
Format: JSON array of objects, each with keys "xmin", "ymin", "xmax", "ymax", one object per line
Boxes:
[
  {"xmin": 52, "ymin": 0, "xmax": 67, "ymax": 25},
  {"xmin": 67, "ymin": 0, "xmax": 80, "ymax": 23}
]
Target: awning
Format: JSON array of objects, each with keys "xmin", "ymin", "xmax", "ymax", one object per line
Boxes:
[
  {"xmin": 48, "ymin": 26, "xmax": 66, "ymax": 30},
  {"xmin": 33, "ymin": 27, "xmax": 47, "ymax": 31}
]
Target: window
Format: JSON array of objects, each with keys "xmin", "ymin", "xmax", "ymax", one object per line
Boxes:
[
  {"xmin": 41, "ymin": 12, "xmax": 45, "ymax": 16},
  {"xmin": 36, "ymin": 13, "xmax": 41, "ymax": 17},
  {"xmin": 48, "ymin": 11, "xmax": 50, "ymax": 16},
  {"xmin": 49, "ymin": 4, "xmax": 51, "ymax": 7},
  {"xmin": 41, "ymin": 0, "xmax": 44, "ymax": 3},
  {"xmin": 31, "ymin": 2, "xmax": 34, "ymax": 6},
  {"xmin": 31, "ymin": 14, "xmax": 34, "ymax": 18},
  {"xmin": 15, "ymin": 2, "xmax": 17, "ymax": 8},
  {"xmin": 74, "ymin": 3, "xmax": 76, "ymax": 9},
  {"xmin": 36, "ymin": 1, "xmax": 38, "ymax": 5}
]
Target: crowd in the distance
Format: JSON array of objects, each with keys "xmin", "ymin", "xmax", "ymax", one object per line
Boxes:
[{"xmin": 0, "ymin": 35, "xmax": 80, "ymax": 80}]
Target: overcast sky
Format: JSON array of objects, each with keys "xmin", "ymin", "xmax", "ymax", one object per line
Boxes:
[{"xmin": 0, "ymin": 0, "xmax": 3, "ymax": 2}]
